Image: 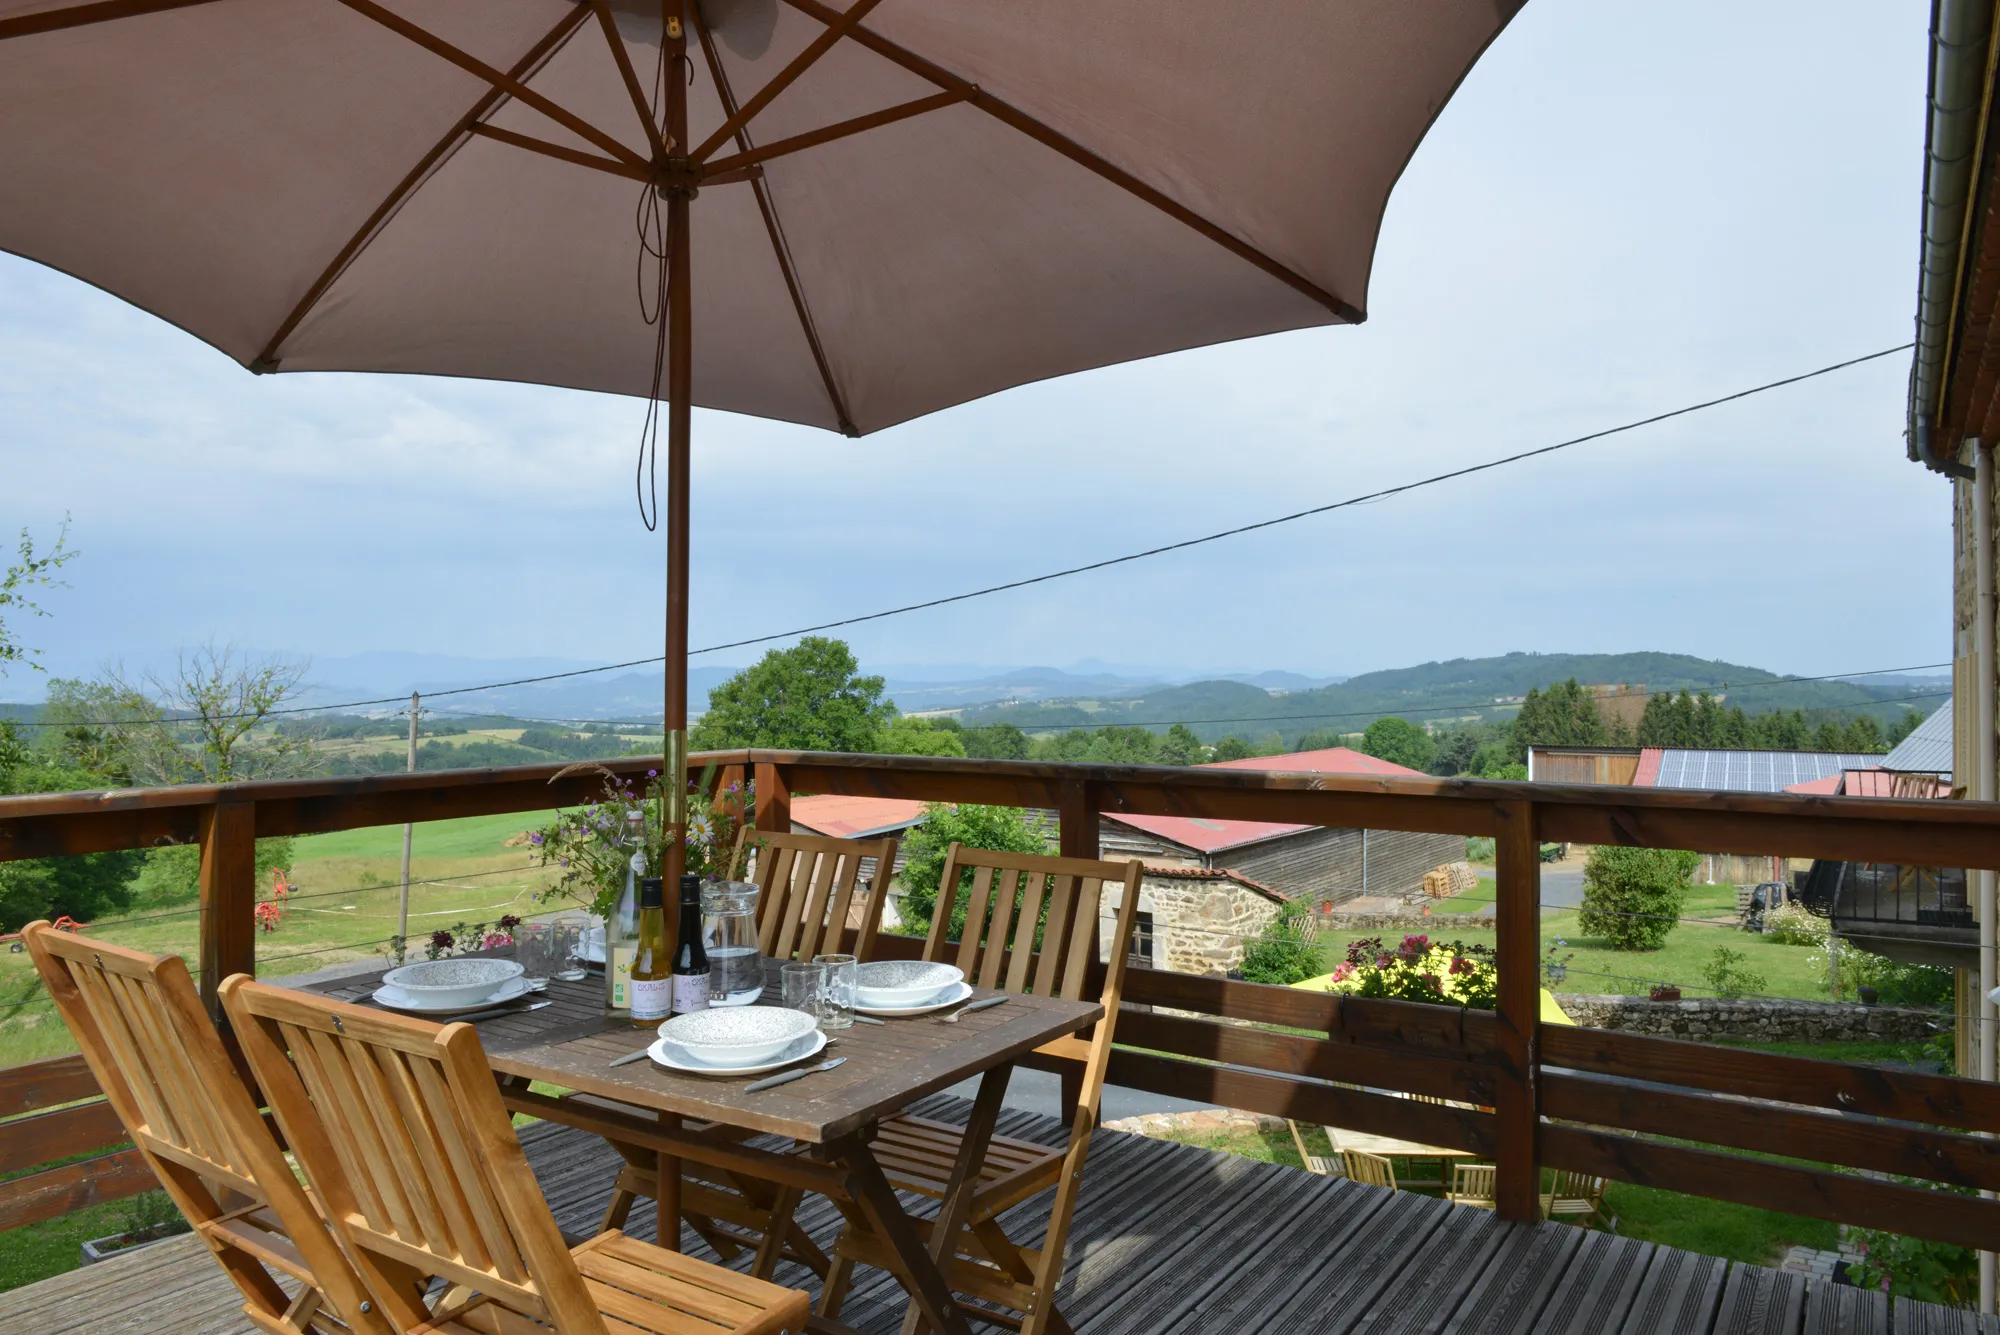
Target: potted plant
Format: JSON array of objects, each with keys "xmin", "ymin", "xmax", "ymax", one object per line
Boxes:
[
  {"xmin": 1858, "ymin": 985, "xmax": 1880, "ymax": 1006},
  {"xmin": 1649, "ymin": 983, "xmax": 1681, "ymax": 1002},
  {"xmin": 80, "ymin": 1190, "xmax": 191, "ymax": 1265}
]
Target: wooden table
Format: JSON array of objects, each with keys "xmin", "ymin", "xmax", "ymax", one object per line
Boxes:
[{"xmin": 307, "ymin": 963, "xmax": 1101, "ymax": 1335}]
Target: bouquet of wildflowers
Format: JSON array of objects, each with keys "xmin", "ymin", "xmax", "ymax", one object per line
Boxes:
[
  {"xmin": 1320, "ymin": 933, "xmax": 1498, "ymax": 1010},
  {"xmin": 532, "ymin": 762, "xmax": 756, "ymax": 922}
]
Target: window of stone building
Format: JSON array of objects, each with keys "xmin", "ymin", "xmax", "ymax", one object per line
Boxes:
[{"xmin": 1129, "ymin": 910, "xmax": 1155, "ymax": 969}]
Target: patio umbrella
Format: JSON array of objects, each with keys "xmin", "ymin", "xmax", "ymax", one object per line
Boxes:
[{"xmin": 0, "ymin": 0, "xmax": 1520, "ymax": 885}]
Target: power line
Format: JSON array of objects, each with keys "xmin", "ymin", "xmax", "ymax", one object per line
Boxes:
[{"xmin": 3, "ymin": 343, "xmax": 1914, "ymax": 729}]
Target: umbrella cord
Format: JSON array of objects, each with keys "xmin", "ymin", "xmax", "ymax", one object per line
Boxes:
[{"xmin": 631, "ymin": 35, "xmax": 688, "ymax": 532}]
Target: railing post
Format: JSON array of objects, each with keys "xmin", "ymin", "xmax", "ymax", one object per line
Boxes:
[
  {"xmin": 1493, "ymin": 799, "xmax": 1541, "ymax": 1220},
  {"xmin": 198, "ymin": 800, "xmax": 257, "ymax": 1024},
  {"xmin": 754, "ymin": 760, "xmax": 791, "ymax": 836},
  {"xmin": 1057, "ymin": 779, "xmax": 1099, "ymax": 862}
]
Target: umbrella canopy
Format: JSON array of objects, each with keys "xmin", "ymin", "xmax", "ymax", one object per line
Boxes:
[
  {"xmin": 0, "ymin": 0, "xmax": 1519, "ymax": 883},
  {"xmin": 1, "ymin": 0, "xmax": 1515, "ymax": 435}
]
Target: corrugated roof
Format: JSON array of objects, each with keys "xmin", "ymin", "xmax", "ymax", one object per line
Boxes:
[
  {"xmin": 1883, "ymin": 697, "xmax": 1953, "ymax": 777},
  {"xmin": 788, "ymin": 794, "xmax": 929, "ymax": 840},
  {"xmin": 1105, "ymin": 746, "xmax": 1427, "ymax": 854},
  {"xmin": 1643, "ymin": 749, "xmax": 1887, "ymax": 794}
]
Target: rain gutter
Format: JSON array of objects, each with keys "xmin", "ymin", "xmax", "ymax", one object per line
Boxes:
[{"xmin": 1911, "ymin": 0, "xmax": 1996, "ymax": 481}]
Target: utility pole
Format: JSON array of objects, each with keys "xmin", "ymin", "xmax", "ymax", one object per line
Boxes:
[{"xmin": 399, "ymin": 691, "xmax": 419, "ymax": 943}]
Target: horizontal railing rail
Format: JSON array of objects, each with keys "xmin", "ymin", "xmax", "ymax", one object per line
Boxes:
[
  {"xmin": 4, "ymin": 749, "xmax": 2000, "ymax": 1243},
  {"xmin": 0, "ymin": 1053, "xmax": 152, "ymax": 1231}
]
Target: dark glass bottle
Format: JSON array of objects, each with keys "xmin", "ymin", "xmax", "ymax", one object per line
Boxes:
[{"xmin": 671, "ymin": 874, "xmax": 710, "ymax": 1014}]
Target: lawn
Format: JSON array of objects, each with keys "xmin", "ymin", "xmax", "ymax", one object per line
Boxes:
[
  {"xmin": 1364, "ymin": 882, "xmax": 1837, "ymax": 1003},
  {"xmin": 0, "ymin": 809, "xmax": 571, "ymax": 1072}
]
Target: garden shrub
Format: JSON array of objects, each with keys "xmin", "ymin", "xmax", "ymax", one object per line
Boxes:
[
  {"xmin": 1850, "ymin": 1186, "xmax": 1978, "ymax": 1306},
  {"xmin": 895, "ymin": 803, "xmax": 1052, "ymax": 938},
  {"xmin": 1701, "ymin": 947, "xmax": 1765, "ymax": 999},
  {"xmin": 1238, "ymin": 900, "xmax": 1323, "ymax": 985},
  {"xmin": 1578, "ymin": 847, "xmax": 1698, "ymax": 950},
  {"xmin": 1320, "ymin": 934, "xmax": 1497, "ymax": 1009},
  {"xmin": 1464, "ymin": 836, "xmax": 1496, "ymax": 865},
  {"xmin": 1762, "ymin": 902, "xmax": 1826, "ymax": 946}
]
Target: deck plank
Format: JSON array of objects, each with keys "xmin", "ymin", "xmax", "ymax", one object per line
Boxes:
[
  {"xmin": 1711, "ymin": 1264, "xmax": 1803, "ymax": 1335},
  {"xmin": 1619, "ymin": 1245, "xmax": 1727, "ymax": 1335},
  {"xmin": 1536, "ymin": 1231, "xmax": 1658, "ymax": 1335},
  {"xmin": 1802, "ymin": 1277, "xmax": 1887, "ymax": 1335},
  {"xmin": 1351, "ymin": 1205, "xmax": 1518, "ymax": 1335},
  {"xmin": 1440, "ymin": 1219, "xmax": 1587, "ymax": 1335},
  {"xmin": 1896, "ymin": 1297, "xmax": 1984, "ymax": 1335}
]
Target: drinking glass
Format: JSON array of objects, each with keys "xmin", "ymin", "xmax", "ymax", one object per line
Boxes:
[
  {"xmin": 812, "ymin": 953, "xmax": 856, "ymax": 1030},
  {"xmin": 551, "ymin": 917, "xmax": 589, "ymax": 982},
  {"xmin": 513, "ymin": 922, "xmax": 555, "ymax": 986},
  {"xmin": 781, "ymin": 961, "xmax": 826, "ymax": 1024}
]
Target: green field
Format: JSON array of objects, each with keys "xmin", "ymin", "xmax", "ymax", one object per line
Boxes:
[{"xmin": 0, "ymin": 810, "xmax": 573, "ymax": 1072}]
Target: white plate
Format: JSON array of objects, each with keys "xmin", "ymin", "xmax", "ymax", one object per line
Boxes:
[
  {"xmin": 853, "ymin": 980, "xmax": 975, "ymax": 1017},
  {"xmin": 372, "ymin": 976, "xmax": 533, "ymax": 1016},
  {"xmin": 646, "ymin": 1028, "xmax": 829, "ymax": 1078}
]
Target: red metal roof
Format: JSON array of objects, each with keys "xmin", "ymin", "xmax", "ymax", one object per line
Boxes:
[
  {"xmin": 1632, "ymin": 748, "xmax": 1665, "ymax": 787},
  {"xmin": 1782, "ymin": 773, "xmax": 1845, "ymax": 795},
  {"xmin": 788, "ymin": 794, "xmax": 929, "ymax": 840},
  {"xmin": 1105, "ymin": 747, "xmax": 1428, "ymax": 854}
]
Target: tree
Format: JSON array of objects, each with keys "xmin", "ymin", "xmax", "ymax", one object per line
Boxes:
[
  {"xmin": 1578, "ymin": 846, "xmax": 1697, "ymax": 950},
  {"xmin": 960, "ymin": 722, "xmax": 1030, "ymax": 760},
  {"xmin": 1157, "ymin": 723, "xmax": 1205, "ymax": 767},
  {"xmin": 1360, "ymin": 716, "xmax": 1435, "ymax": 772},
  {"xmin": 1508, "ymin": 679, "xmax": 1606, "ymax": 759},
  {"xmin": 1211, "ymin": 734, "xmax": 1256, "ymax": 762},
  {"xmin": 0, "ymin": 518, "xmax": 74, "ymax": 677},
  {"xmin": 0, "ymin": 718, "xmax": 144, "ymax": 930},
  {"xmin": 107, "ymin": 644, "xmax": 318, "ymax": 784},
  {"xmin": 895, "ymin": 803, "xmax": 1053, "ymax": 937},
  {"xmin": 690, "ymin": 637, "xmax": 892, "ymax": 753},
  {"xmin": 875, "ymin": 715, "xmax": 967, "ymax": 758},
  {"xmin": 1886, "ymin": 709, "xmax": 1928, "ymax": 749}
]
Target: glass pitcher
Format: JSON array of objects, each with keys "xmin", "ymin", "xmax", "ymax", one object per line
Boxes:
[{"xmin": 701, "ymin": 879, "xmax": 763, "ymax": 1006}]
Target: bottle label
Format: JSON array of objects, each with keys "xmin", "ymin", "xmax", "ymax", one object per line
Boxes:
[
  {"xmin": 631, "ymin": 977, "xmax": 673, "ymax": 1023},
  {"xmin": 608, "ymin": 946, "xmax": 636, "ymax": 1010},
  {"xmin": 673, "ymin": 973, "xmax": 710, "ymax": 1014}
]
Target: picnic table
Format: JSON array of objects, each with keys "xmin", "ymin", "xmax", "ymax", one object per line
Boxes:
[{"xmin": 306, "ymin": 959, "xmax": 1102, "ymax": 1335}]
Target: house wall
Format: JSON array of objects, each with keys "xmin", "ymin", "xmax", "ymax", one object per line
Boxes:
[
  {"xmin": 1216, "ymin": 827, "xmax": 1461, "ymax": 909},
  {"xmin": 1100, "ymin": 874, "xmax": 1283, "ymax": 976}
]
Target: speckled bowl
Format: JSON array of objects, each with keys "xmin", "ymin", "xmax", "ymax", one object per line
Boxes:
[
  {"xmin": 657, "ymin": 1006, "xmax": 819, "ymax": 1067},
  {"xmin": 855, "ymin": 961, "xmax": 964, "ymax": 1009},
  {"xmin": 381, "ymin": 958, "xmax": 524, "ymax": 1008}
]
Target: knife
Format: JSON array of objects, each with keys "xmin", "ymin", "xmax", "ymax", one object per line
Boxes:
[
  {"xmin": 744, "ymin": 1056, "xmax": 847, "ymax": 1093},
  {"xmin": 940, "ymin": 994, "xmax": 1009, "ymax": 1023},
  {"xmin": 456, "ymin": 1000, "xmax": 551, "ymax": 1024}
]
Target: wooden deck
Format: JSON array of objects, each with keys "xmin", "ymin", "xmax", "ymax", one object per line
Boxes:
[{"xmin": 1, "ymin": 1095, "xmax": 1990, "ymax": 1335}]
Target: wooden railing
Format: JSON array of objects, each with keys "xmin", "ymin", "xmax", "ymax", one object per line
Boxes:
[{"xmin": 4, "ymin": 750, "xmax": 2000, "ymax": 1244}]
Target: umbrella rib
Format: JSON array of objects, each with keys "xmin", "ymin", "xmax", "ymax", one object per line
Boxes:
[
  {"xmin": 469, "ymin": 122, "xmax": 652, "ymax": 184},
  {"xmin": 588, "ymin": 0, "xmax": 670, "ymax": 163},
  {"xmin": 694, "ymin": 6, "xmax": 857, "ymax": 436},
  {"xmin": 252, "ymin": 5, "xmax": 591, "ymax": 370},
  {"xmin": 335, "ymin": 0, "xmax": 649, "ymax": 174},
  {"xmin": 690, "ymin": 0, "xmax": 887, "ymax": 164},
  {"xmin": 776, "ymin": 0, "xmax": 1363, "ymax": 323},
  {"xmin": 701, "ymin": 89, "xmax": 968, "ymax": 177},
  {"xmin": 0, "ymin": 0, "xmax": 222, "ymax": 41}
]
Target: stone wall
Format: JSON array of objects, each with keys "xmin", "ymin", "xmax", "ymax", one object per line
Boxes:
[
  {"xmin": 1316, "ymin": 911, "xmax": 1493, "ymax": 933},
  {"xmin": 1553, "ymin": 993, "xmax": 1944, "ymax": 1042},
  {"xmin": 1149, "ymin": 875, "xmax": 1282, "ymax": 976}
]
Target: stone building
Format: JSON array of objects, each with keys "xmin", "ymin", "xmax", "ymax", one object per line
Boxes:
[{"xmin": 1096, "ymin": 865, "xmax": 1288, "ymax": 976}]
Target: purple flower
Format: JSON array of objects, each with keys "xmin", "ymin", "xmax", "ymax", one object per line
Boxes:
[
  {"xmin": 529, "ymin": 832, "xmax": 544, "ymax": 845},
  {"xmin": 647, "ymin": 769, "xmax": 658, "ymax": 778}
]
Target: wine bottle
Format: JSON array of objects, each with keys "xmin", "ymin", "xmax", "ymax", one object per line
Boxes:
[
  {"xmin": 672, "ymin": 873, "xmax": 710, "ymax": 1014},
  {"xmin": 628, "ymin": 877, "xmax": 671, "ymax": 1026},
  {"xmin": 604, "ymin": 809, "xmax": 648, "ymax": 1016}
]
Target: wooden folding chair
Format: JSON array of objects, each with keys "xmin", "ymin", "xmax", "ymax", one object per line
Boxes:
[
  {"xmin": 1540, "ymin": 1169, "xmax": 1607, "ymax": 1227},
  {"xmin": 591, "ymin": 829, "xmax": 902, "ymax": 1276},
  {"xmin": 21, "ymin": 922, "xmax": 386, "ymax": 1335},
  {"xmin": 1447, "ymin": 1162, "xmax": 1498, "ymax": 1210},
  {"xmin": 1340, "ymin": 1150, "xmax": 1398, "ymax": 1192},
  {"xmin": 820, "ymin": 844, "xmax": 1145, "ymax": 1335},
  {"xmin": 1286, "ymin": 1121, "xmax": 1342, "ymax": 1177},
  {"xmin": 220, "ymin": 975, "xmax": 811, "ymax": 1335}
]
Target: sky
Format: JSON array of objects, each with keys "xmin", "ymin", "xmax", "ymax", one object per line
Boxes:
[{"xmin": 0, "ymin": 0, "xmax": 1944, "ymax": 701}]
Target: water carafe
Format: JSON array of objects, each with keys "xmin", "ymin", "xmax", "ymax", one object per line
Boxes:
[{"xmin": 701, "ymin": 879, "xmax": 763, "ymax": 1006}]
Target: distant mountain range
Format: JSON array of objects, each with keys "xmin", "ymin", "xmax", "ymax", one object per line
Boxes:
[{"xmin": 957, "ymin": 651, "xmax": 1951, "ymax": 745}]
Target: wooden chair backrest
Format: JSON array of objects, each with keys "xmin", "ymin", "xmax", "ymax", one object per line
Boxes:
[
  {"xmin": 1547, "ymin": 1168, "xmax": 1602, "ymax": 1199},
  {"xmin": 221, "ymin": 976, "xmax": 603, "ymax": 1335},
  {"xmin": 920, "ymin": 844, "xmax": 1144, "ymax": 1124},
  {"xmin": 1451, "ymin": 1162, "xmax": 1498, "ymax": 1202},
  {"xmin": 731, "ymin": 828, "xmax": 898, "ymax": 962},
  {"xmin": 22, "ymin": 923, "xmax": 384, "ymax": 1335},
  {"xmin": 1341, "ymin": 1150, "xmax": 1396, "ymax": 1191}
]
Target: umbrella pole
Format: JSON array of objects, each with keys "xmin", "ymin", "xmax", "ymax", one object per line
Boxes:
[{"xmin": 662, "ymin": 2, "xmax": 692, "ymax": 905}]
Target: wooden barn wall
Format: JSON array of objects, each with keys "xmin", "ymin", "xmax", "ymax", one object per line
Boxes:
[{"xmin": 1217, "ymin": 827, "xmax": 1461, "ymax": 907}]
